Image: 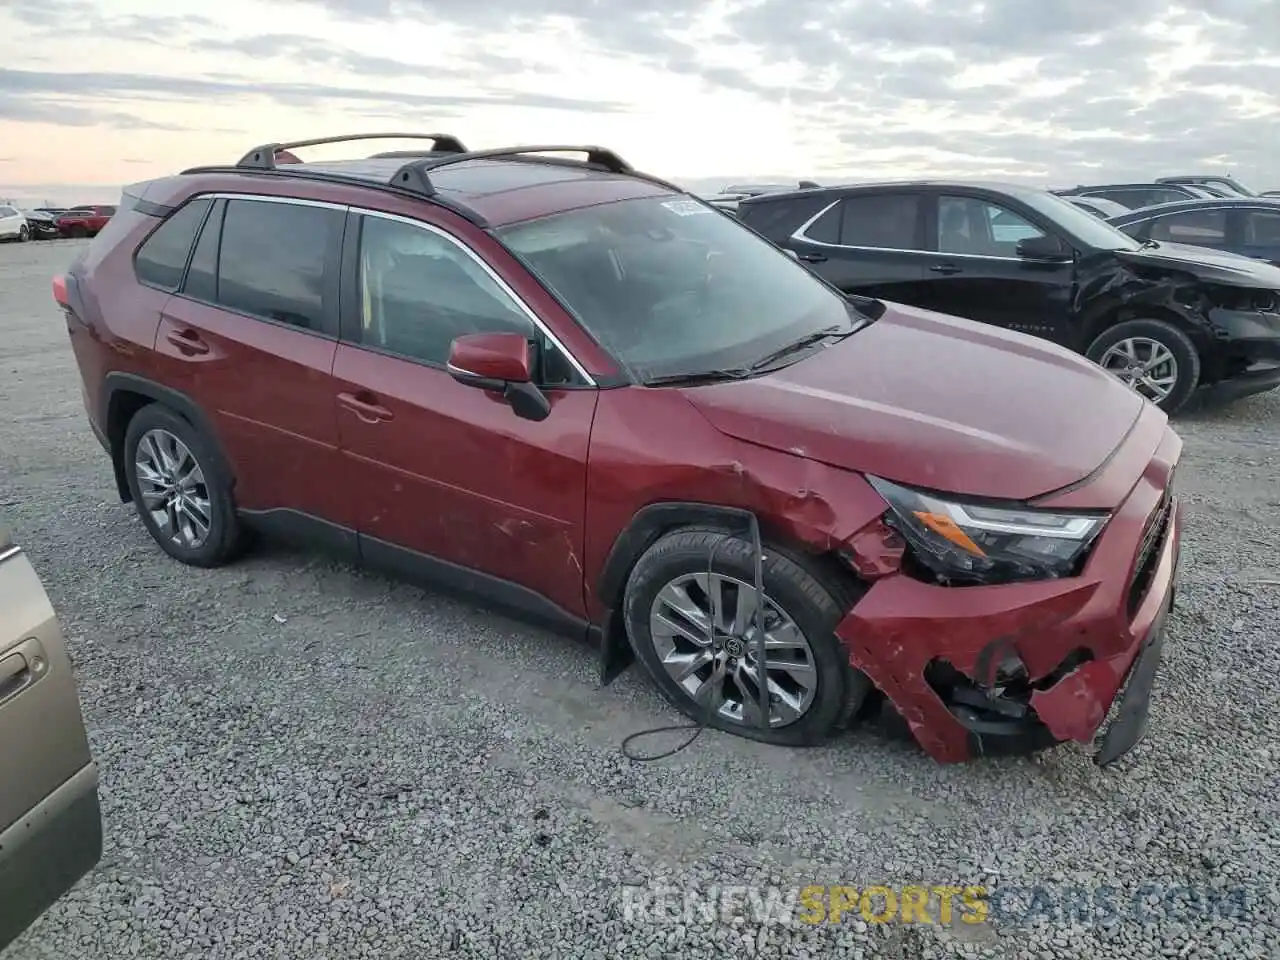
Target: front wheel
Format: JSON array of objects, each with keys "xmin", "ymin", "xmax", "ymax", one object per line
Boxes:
[
  {"xmin": 17, "ymin": 225, "xmax": 29, "ymax": 242},
  {"xmin": 1086, "ymin": 318, "xmax": 1201, "ymax": 414},
  {"xmin": 622, "ymin": 528, "xmax": 871, "ymax": 746}
]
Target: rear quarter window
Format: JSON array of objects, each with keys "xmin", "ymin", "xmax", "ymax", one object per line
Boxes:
[
  {"xmin": 133, "ymin": 198, "xmax": 213, "ymax": 292},
  {"xmin": 739, "ymin": 194, "xmax": 833, "ymax": 242}
]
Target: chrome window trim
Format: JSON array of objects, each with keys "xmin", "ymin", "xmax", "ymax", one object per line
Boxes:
[
  {"xmin": 790, "ymin": 194, "xmax": 1069, "ymax": 263},
  {"xmin": 199, "ymin": 192, "xmax": 596, "ymax": 386},
  {"xmin": 0, "ymin": 545, "xmax": 21, "ymax": 565}
]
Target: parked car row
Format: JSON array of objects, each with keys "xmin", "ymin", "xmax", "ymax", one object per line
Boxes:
[
  {"xmin": 735, "ymin": 175, "xmax": 1280, "ymax": 414},
  {"xmin": 0, "ymin": 204, "xmax": 116, "ymax": 243}
]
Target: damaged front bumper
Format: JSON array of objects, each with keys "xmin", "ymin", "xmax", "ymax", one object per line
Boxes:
[{"xmin": 835, "ymin": 428, "xmax": 1183, "ymax": 766}]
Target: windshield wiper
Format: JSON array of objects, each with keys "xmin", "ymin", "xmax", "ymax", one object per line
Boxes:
[
  {"xmin": 643, "ymin": 368, "xmax": 752, "ymax": 387},
  {"xmin": 745, "ymin": 324, "xmax": 854, "ymax": 373}
]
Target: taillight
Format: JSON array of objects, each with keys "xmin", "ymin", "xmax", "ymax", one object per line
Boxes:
[{"xmin": 52, "ymin": 274, "xmax": 68, "ymax": 306}]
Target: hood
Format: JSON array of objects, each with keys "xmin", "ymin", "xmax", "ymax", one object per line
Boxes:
[
  {"xmin": 20, "ymin": 211, "xmax": 53, "ymax": 223},
  {"xmin": 1115, "ymin": 241, "xmax": 1280, "ymax": 288},
  {"xmin": 679, "ymin": 304, "xmax": 1147, "ymax": 502}
]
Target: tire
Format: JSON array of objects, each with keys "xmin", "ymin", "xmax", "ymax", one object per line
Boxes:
[
  {"xmin": 622, "ymin": 527, "xmax": 872, "ymax": 746},
  {"xmin": 18, "ymin": 225, "xmax": 29, "ymax": 242},
  {"xmin": 122, "ymin": 403, "xmax": 245, "ymax": 567},
  {"xmin": 70, "ymin": 225, "xmax": 88, "ymax": 239},
  {"xmin": 1085, "ymin": 318, "xmax": 1200, "ymax": 414}
]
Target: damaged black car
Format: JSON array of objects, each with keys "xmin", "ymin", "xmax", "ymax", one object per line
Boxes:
[{"xmin": 739, "ymin": 181, "xmax": 1280, "ymax": 413}]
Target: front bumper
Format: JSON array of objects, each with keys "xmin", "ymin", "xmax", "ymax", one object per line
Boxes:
[{"xmin": 834, "ymin": 426, "xmax": 1182, "ymax": 764}]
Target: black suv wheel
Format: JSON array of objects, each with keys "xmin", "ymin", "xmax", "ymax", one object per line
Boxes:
[{"xmin": 1086, "ymin": 318, "xmax": 1201, "ymax": 414}]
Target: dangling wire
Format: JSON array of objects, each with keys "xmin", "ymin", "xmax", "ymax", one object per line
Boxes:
[{"xmin": 621, "ymin": 515, "xmax": 768, "ymax": 763}]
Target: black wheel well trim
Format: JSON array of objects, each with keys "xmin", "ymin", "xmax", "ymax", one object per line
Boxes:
[
  {"xmin": 595, "ymin": 500, "xmax": 856, "ymax": 609},
  {"xmin": 101, "ymin": 373, "xmax": 234, "ymax": 502},
  {"xmin": 1083, "ymin": 303, "xmax": 1212, "ymax": 357}
]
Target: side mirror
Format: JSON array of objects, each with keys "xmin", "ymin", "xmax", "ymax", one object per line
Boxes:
[
  {"xmin": 1016, "ymin": 235, "xmax": 1072, "ymax": 262},
  {"xmin": 447, "ymin": 332, "xmax": 550, "ymax": 422}
]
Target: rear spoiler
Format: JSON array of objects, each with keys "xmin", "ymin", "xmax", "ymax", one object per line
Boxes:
[{"xmin": 121, "ymin": 179, "xmax": 174, "ymax": 218}]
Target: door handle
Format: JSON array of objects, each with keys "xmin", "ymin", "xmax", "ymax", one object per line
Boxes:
[
  {"xmin": 0, "ymin": 651, "xmax": 31, "ymax": 703},
  {"xmin": 798, "ymin": 252, "xmax": 828, "ymax": 263},
  {"xmin": 338, "ymin": 392, "xmax": 394, "ymax": 423},
  {"xmin": 165, "ymin": 328, "xmax": 210, "ymax": 355},
  {"xmin": 930, "ymin": 264, "xmax": 962, "ymax": 275}
]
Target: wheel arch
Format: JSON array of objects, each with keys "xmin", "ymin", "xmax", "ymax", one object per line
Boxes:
[
  {"xmin": 102, "ymin": 373, "xmax": 232, "ymax": 503},
  {"xmin": 1081, "ymin": 300, "xmax": 1210, "ymax": 359},
  {"xmin": 595, "ymin": 501, "xmax": 858, "ymax": 612}
]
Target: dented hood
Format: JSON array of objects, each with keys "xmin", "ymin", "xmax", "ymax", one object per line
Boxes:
[{"xmin": 681, "ymin": 304, "xmax": 1145, "ymax": 502}]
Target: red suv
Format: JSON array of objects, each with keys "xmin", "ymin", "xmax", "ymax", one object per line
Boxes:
[
  {"xmin": 56, "ymin": 134, "xmax": 1182, "ymax": 765},
  {"xmin": 56, "ymin": 205, "xmax": 116, "ymax": 238}
]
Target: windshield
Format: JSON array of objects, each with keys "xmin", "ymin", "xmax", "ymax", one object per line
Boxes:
[
  {"xmin": 1022, "ymin": 191, "xmax": 1144, "ymax": 251},
  {"xmin": 495, "ymin": 196, "xmax": 857, "ymax": 381}
]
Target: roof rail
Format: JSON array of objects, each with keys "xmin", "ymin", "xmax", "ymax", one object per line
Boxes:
[
  {"xmin": 235, "ymin": 133, "xmax": 468, "ymax": 171},
  {"xmin": 389, "ymin": 144, "xmax": 635, "ymax": 197}
]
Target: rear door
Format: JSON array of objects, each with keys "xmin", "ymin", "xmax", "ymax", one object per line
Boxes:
[
  {"xmin": 0, "ymin": 531, "xmax": 101, "ymax": 951},
  {"xmin": 783, "ymin": 191, "xmax": 930, "ymax": 301},
  {"xmin": 1236, "ymin": 206, "xmax": 1280, "ymax": 264},
  {"xmin": 913, "ymin": 192, "xmax": 1076, "ymax": 344},
  {"xmin": 151, "ymin": 195, "xmax": 354, "ymax": 533}
]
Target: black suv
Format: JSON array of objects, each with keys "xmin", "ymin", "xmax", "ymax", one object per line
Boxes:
[{"xmin": 739, "ymin": 180, "xmax": 1280, "ymax": 413}]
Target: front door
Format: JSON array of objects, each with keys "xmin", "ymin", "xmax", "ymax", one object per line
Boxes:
[
  {"xmin": 914, "ymin": 193, "xmax": 1076, "ymax": 345},
  {"xmin": 332, "ymin": 210, "xmax": 598, "ymax": 622}
]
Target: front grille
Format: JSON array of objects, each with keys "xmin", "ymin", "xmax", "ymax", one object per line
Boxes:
[{"xmin": 1126, "ymin": 489, "xmax": 1173, "ymax": 616}]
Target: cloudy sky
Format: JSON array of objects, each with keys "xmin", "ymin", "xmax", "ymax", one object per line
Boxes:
[{"xmin": 1, "ymin": 0, "xmax": 1277, "ymax": 204}]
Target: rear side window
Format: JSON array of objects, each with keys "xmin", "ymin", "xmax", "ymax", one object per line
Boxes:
[
  {"xmin": 216, "ymin": 198, "xmax": 340, "ymax": 332},
  {"xmin": 836, "ymin": 194, "xmax": 921, "ymax": 249},
  {"xmin": 133, "ymin": 198, "xmax": 212, "ymax": 291},
  {"xmin": 738, "ymin": 194, "xmax": 832, "ymax": 242},
  {"xmin": 1149, "ymin": 209, "xmax": 1227, "ymax": 245},
  {"xmin": 183, "ymin": 199, "xmax": 224, "ymax": 302}
]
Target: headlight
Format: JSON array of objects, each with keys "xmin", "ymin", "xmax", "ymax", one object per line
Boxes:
[{"xmin": 867, "ymin": 475, "xmax": 1109, "ymax": 585}]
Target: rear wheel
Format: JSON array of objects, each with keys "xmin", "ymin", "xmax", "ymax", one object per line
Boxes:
[
  {"xmin": 1086, "ymin": 318, "xmax": 1200, "ymax": 414},
  {"xmin": 622, "ymin": 528, "xmax": 871, "ymax": 746},
  {"xmin": 122, "ymin": 404, "xmax": 245, "ymax": 567}
]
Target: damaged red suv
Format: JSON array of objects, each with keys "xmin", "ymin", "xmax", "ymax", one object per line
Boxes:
[{"xmin": 57, "ymin": 134, "xmax": 1182, "ymax": 765}]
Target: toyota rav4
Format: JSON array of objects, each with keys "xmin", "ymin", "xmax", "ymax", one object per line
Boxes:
[{"xmin": 56, "ymin": 133, "xmax": 1182, "ymax": 765}]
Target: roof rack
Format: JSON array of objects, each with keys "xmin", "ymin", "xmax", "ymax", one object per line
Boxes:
[
  {"xmin": 235, "ymin": 133, "xmax": 468, "ymax": 171},
  {"xmin": 389, "ymin": 144, "xmax": 635, "ymax": 197}
]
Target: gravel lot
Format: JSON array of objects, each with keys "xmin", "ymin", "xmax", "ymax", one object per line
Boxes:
[{"xmin": 2, "ymin": 237, "xmax": 1279, "ymax": 959}]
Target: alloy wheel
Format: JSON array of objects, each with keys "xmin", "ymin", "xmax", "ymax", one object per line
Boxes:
[
  {"xmin": 1097, "ymin": 337, "xmax": 1178, "ymax": 403},
  {"xmin": 647, "ymin": 572, "xmax": 818, "ymax": 728},
  {"xmin": 18, "ymin": 225, "xmax": 29, "ymax": 242},
  {"xmin": 134, "ymin": 428, "xmax": 213, "ymax": 549}
]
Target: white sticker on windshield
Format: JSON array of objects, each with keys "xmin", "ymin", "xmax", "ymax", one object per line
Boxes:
[{"xmin": 661, "ymin": 199, "xmax": 712, "ymax": 216}]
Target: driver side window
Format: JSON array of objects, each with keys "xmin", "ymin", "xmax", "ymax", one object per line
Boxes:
[
  {"xmin": 938, "ymin": 196, "xmax": 1046, "ymax": 257},
  {"xmin": 358, "ymin": 215, "xmax": 534, "ymax": 367}
]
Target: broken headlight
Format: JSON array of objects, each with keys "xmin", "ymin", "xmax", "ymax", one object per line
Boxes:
[{"xmin": 867, "ymin": 476, "xmax": 1109, "ymax": 585}]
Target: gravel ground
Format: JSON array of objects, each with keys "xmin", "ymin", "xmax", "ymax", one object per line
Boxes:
[{"xmin": 2, "ymin": 237, "xmax": 1278, "ymax": 960}]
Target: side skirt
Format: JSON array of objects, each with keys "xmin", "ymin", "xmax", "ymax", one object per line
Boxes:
[{"xmin": 238, "ymin": 507, "xmax": 596, "ymax": 646}]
